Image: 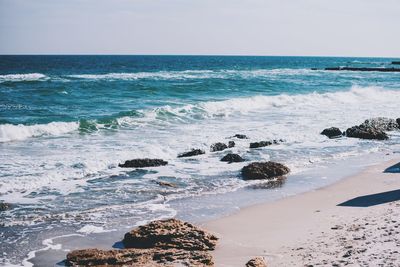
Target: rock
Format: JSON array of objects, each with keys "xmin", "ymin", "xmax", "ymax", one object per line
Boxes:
[
  {"xmin": 232, "ymin": 134, "xmax": 248, "ymax": 139},
  {"xmin": 178, "ymin": 149, "xmax": 205, "ymax": 158},
  {"xmin": 66, "ymin": 248, "xmax": 214, "ymax": 266},
  {"xmin": 0, "ymin": 202, "xmax": 10, "ymax": 212},
  {"xmin": 250, "ymin": 140, "xmax": 281, "ymax": 148},
  {"xmin": 221, "ymin": 153, "xmax": 244, "ymax": 163},
  {"xmin": 123, "ymin": 218, "xmax": 218, "ymax": 251},
  {"xmin": 228, "ymin": 141, "xmax": 235, "ymax": 148},
  {"xmin": 325, "ymin": 67, "xmax": 400, "ymax": 72},
  {"xmin": 242, "ymin": 161, "xmax": 290, "ymax": 180},
  {"xmin": 346, "ymin": 126, "xmax": 388, "ymax": 140},
  {"xmin": 155, "ymin": 181, "xmax": 178, "ymax": 188},
  {"xmin": 119, "ymin": 158, "xmax": 168, "ymax": 168},
  {"xmin": 360, "ymin": 117, "xmax": 399, "ymax": 131},
  {"xmin": 321, "ymin": 127, "xmax": 343, "ymax": 138},
  {"xmin": 344, "ymin": 117, "xmax": 398, "ymax": 140},
  {"xmin": 396, "ymin": 118, "xmax": 400, "ymax": 127},
  {"xmin": 246, "ymin": 257, "xmax": 267, "ymax": 267},
  {"xmin": 210, "ymin": 142, "xmax": 228, "ymax": 152}
]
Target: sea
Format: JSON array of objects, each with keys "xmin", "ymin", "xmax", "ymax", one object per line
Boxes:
[{"xmin": 1, "ymin": 55, "xmax": 400, "ymax": 266}]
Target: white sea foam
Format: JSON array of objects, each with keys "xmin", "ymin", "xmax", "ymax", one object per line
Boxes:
[
  {"xmin": 77, "ymin": 225, "xmax": 111, "ymax": 234},
  {"xmin": 0, "ymin": 121, "xmax": 79, "ymax": 142},
  {"xmin": 0, "ymin": 73, "xmax": 49, "ymax": 83},
  {"xmin": 116, "ymin": 85, "xmax": 400, "ymax": 127},
  {"xmin": 67, "ymin": 68, "xmax": 320, "ymax": 81}
]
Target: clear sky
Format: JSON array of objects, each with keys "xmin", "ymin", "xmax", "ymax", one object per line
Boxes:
[{"xmin": 0, "ymin": 0, "xmax": 399, "ymax": 57}]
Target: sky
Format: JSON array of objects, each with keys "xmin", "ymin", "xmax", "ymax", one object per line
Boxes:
[{"xmin": 0, "ymin": 0, "xmax": 399, "ymax": 57}]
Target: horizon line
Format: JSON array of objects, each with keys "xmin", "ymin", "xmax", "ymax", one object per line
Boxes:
[{"xmin": 0, "ymin": 54, "xmax": 399, "ymax": 59}]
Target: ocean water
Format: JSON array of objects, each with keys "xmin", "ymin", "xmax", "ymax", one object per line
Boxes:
[{"xmin": 1, "ymin": 55, "xmax": 400, "ymax": 266}]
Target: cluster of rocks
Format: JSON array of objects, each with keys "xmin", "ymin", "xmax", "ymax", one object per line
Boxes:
[
  {"xmin": 66, "ymin": 218, "xmax": 269, "ymax": 266},
  {"xmin": 118, "ymin": 133, "xmax": 286, "ymax": 170},
  {"xmin": 250, "ymin": 139, "xmax": 282, "ymax": 149},
  {"xmin": 321, "ymin": 117, "xmax": 400, "ymax": 140},
  {"xmin": 66, "ymin": 218, "xmax": 218, "ymax": 266}
]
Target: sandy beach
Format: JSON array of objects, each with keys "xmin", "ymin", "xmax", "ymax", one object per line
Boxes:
[{"xmin": 204, "ymin": 158, "xmax": 400, "ymax": 266}]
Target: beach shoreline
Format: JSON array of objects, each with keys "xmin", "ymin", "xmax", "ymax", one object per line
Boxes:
[
  {"xmin": 24, "ymin": 153, "xmax": 400, "ymax": 267},
  {"xmin": 203, "ymin": 157, "xmax": 400, "ymax": 266}
]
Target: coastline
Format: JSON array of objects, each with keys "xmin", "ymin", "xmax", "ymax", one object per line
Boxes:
[
  {"xmin": 24, "ymin": 151, "xmax": 400, "ymax": 267},
  {"xmin": 203, "ymin": 157, "xmax": 400, "ymax": 266}
]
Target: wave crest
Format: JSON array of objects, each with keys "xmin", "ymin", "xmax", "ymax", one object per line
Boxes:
[
  {"xmin": 1, "ymin": 86, "xmax": 399, "ymax": 142},
  {"xmin": 0, "ymin": 122, "xmax": 79, "ymax": 142},
  {"xmin": 0, "ymin": 73, "xmax": 49, "ymax": 83}
]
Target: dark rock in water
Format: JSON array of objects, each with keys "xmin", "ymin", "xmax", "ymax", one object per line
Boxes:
[
  {"xmin": 66, "ymin": 248, "xmax": 214, "ymax": 266},
  {"xmin": 325, "ymin": 67, "xmax": 400, "ymax": 72},
  {"xmin": 246, "ymin": 257, "xmax": 267, "ymax": 267},
  {"xmin": 346, "ymin": 126, "xmax": 388, "ymax": 140},
  {"xmin": 0, "ymin": 202, "xmax": 10, "ymax": 212},
  {"xmin": 242, "ymin": 161, "xmax": 290, "ymax": 180},
  {"xmin": 221, "ymin": 153, "xmax": 244, "ymax": 163},
  {"xmin": 123, "ymin": 218, "xmax": 218, "ymax": 251},
  {"xmin": 228, "ymin": 141, "xmax": 235, "ymax": 148},
  {"xmin": 250, "ymin": 140, "xmax": 281, "ymax": 148},
  {"xmin": 250, "ymin": 141, "xmax": 272, "ymax": 148},
  {"xmin": 361, "ymin": 117, "xmax": 399, "ymax": 131},
  {"xmin": 321, "ymin": 127, "xmax": 343, "ymax": 139},
  {"xmin": 397, "ymin": 118, "xmax": 400, "ymax": 127},
  {"xmin": 119, "ymin": 158, "xmax": 168, "ymax": 168},
  {"xmin": 178, "ymin": 149, "xmax": 205, "ymax": 158},
  {"xmin": 210, "ymin": 142, "xmax": 228, "ymax": 152},
  {"xmin": 233, "ymin": 134, "xmax": 248, "ymax": 139},
  {"xmin": 155, "ymin": 181, "xmax": 178, "ymax": 188},
  {"xmin": 392, "ymin": 61, "xmax": 400, "ymax": 65},
  {"xmin": 344, "ymin": 117, "xmax": 399, "ymax": 140}
]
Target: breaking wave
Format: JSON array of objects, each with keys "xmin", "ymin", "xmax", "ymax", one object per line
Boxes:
[
  {"xmin": 1, "ymin": 86, "xmax": 399, "ymax": 142},
  {"xmin": 0, "ymin": 73, "xmax": 49, "ymax": 83},
  {"xmin": 0, "ymin": 122, "xmax": 79, "ymax": 142}
]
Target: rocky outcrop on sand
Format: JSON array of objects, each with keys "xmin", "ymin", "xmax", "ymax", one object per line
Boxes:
[
  {"xmin": 123, "ymin": 218, "xmax": 218, "ymax": 250},
  {"xmin": 242, "ymin": 162, "xmax": 290, "ymax": 180},
  {"xmin": 321, "ymin": 127, "xmax": 343, "ymax": 139},
  {"xmin": 246, "ymin": 257, "xmax": 267, "ymax": 267},
  {"xmin": 210, "ymin": 142, "xmax": 228, "ymax": 152},
  {"xmin": 178, "ymin": 149, "xmax": 205, "ymax": 158},
  {"xmin": 0, "ymin": 202, "xmax": 10, "ymax": 212},
  {"xmin": 220, "ymin": 153, "xmax": 244, "ymax": 163},
  {"xmin": 66, "ymin": 248, "xmax": 213, "ymax": 266},
  {"xmin": 66, "ymin": 219, "xmax": 218, "ymax": 266},
  {"xmin": 249, "ymin": 140, "xmax": 281, "ymax": 149},
  {"xmin": 119, "ymin": 158, "xmax": 168, "ymax": 168}
]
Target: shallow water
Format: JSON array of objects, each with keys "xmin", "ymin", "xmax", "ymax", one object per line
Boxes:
[{"xmin": 0, "ymin": 56, "xmax": 400, "ymax": 265}]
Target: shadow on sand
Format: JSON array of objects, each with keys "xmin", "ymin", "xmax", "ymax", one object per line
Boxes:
[
  {"xmin": 338, "ymin": 189, "xmax": 400, "ymax": 207},
  {"xmin": 384, "ymin": 162, "xmax": 400, "ymax": 173}
]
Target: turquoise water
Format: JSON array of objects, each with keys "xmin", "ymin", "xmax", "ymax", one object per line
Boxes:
[{"xmin": 1, "ymin": 56, "xmax": 400, "ymax": 265}]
